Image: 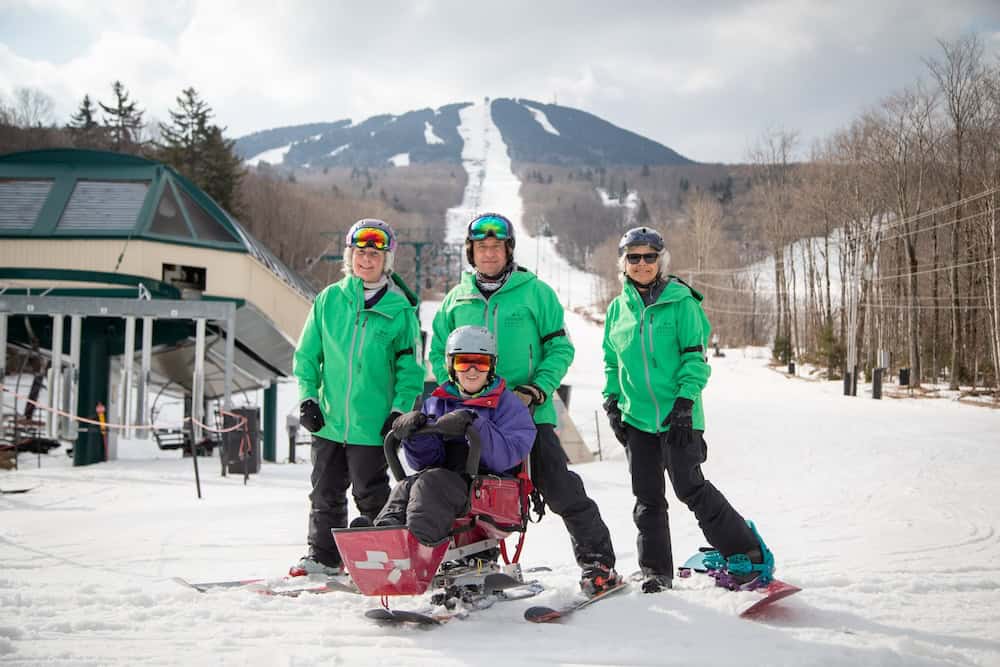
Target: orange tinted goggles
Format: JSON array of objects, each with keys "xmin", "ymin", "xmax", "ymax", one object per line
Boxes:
[{"xmin": 452, "ymin": 354, "xmax": 493, "ymax": 372}]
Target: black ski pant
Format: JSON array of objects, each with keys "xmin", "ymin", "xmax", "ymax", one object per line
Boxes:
[
  {"xmin": 375, "ymin": 468, "xmax": 470, "ymax": 546},
  {"xmin": 308, "ymin": 436, "xmax": 390, "ymax": 566},
  {"xmin": 624, "ymin": 425, "xmax": 756, "ymax": 578},
  {"xmin": 531, "ymin": 423, "xmax": 616, "ymax": 569}
]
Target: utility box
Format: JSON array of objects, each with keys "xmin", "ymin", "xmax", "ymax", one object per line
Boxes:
[{"xmin": 223, "ymin": 407, "xmax": 261, "ymax": 475}]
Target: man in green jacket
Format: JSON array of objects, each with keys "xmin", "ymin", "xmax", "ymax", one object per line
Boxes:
[
  {"xmin": 431, "ymin": 213, "xmax": 619, "ymax": 596},
  {"xmin": 602, "ymin": 226, "xmax": 772, "ymax": 594},
  {"xmin": 291, "ymin": 218, "xmax": 424, "ymax": 576}
]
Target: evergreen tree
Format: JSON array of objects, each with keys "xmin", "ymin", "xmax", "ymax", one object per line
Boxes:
[
  {"xmin": 158, "ymin": 88, "xmax": 243, "ymax": 214},
  {"xmin": 68, "ymin": 94, "xmax": 104, "ymax": 148},
  {"xmin": 159, "ymin": 87, "xmax": 211, "ymax": 178},
  {"xmin": 200, "ymin": 124, "xmax": 245, "ymax": 214},
  {"xmin": 99, "ymin": 81, "xmax": 145, "ymax": 152}
]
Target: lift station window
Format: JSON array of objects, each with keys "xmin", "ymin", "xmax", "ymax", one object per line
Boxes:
[
  {"xmin": 0, "ymin": 178, "xmax": 53, "ymax": 230},
  {"xmin": 58, "ymin": 180, "xmax": 150, "ymax": 230},
  {"xmin": 162, "ymin": 263, "xmax": 207, "ymax": 292}
]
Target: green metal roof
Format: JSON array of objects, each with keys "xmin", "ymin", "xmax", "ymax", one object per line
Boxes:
[{"xmin": 0, "ymin": 148, "xmax": 316, "ymax": 299}]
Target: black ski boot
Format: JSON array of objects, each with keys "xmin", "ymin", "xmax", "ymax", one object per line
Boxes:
[
  {"xmin": 580, "ymin": 562, "xmax": 622, "ymax": 597},
  {"xmin": 640, "ymin": 572, "xmax": 673, "ymax": 594}
]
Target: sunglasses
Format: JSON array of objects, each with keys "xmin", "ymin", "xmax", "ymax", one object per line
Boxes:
[
  {"xmin": 351, "ymin": 226, "xmax": 390, "ymax": 250},
  {"xmin": 469, "ymin": 215, "xmax": 512, "ymax": 241},
  {"xmin": 626, "ymin": 252, "xmax": 660, "ymax": 265},
  {"xmin": 452, "ymin": 354, "xmax": 493, "ymax": 373}
]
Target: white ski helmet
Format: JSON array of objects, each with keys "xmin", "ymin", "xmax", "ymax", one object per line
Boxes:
[
  {"xmin": 446, "ymin": 326, "xmax": 498, "ymax": 384},
  {"xmin": 343, "ymin": 218, "xmax": 396, "ymax": 276}
]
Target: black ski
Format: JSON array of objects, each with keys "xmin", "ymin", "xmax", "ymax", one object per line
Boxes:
[
  {"xmin": 524, "ymin": 580, "xmax": 629, "ymax": 623},
  {"xmin": 365, "ymin": 579, "xmax": 544, "ymax": 626},
  {"xmin": 173, "ymin": 575, "xmax": 360, "ymax": 596}
]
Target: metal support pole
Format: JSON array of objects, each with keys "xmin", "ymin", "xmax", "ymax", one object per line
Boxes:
[
  {"xmin": 137, "ymin": 317, "xmax": 152, "ymax": 437},
  {"xmin": 0, "ymin": 313, "xmax": 6, "ymax": 439},
  {"xmin": 191, "ymin": 318, "xmax": 206, "ymax": 498},
  {"xmin": 66, "ymin": 316, "xmax": 81, "ymax": 440},
  {"xmin": 50, "ymin": 314, "xmax": 64, "ymax": 439},
  {"xmin": 122, "ymin": 316, "xmax": 136, "ymax": 438},
  {"xmin": 193, "ymin": 319, "xmax": 205, "ymax": 443},
  {"xmin": 263, "ymin": 382, "xmax": 277, "ymax": 463},
  {"xmin": 221, "ymin": 312, "xmax": 235, "ymax": 477}
]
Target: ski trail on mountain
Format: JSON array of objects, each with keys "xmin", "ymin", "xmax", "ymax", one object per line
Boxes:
[{"xmin": 447, "ymin": 100, "xmax": 605, "ymax": 310}]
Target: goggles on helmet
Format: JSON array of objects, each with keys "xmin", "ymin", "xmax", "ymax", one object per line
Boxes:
[
  {"xmin": 469, "ymin": 215, "xmax": 512, "ymax": 241},
  {"xmin": 350, "ymin": 226, "xmax": 391, "ymax": 250},
  {"xmin": 451, "ymin": 353, "xmax": 494, "ymax": 373}
]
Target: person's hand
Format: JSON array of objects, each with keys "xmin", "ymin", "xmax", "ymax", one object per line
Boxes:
[
  {"xmin": 299, "ymin": 399, "xmax": 325, "ymax": 433},
  {"xmin": 433, "ymin": 409, "xmax": 478, "ymax": 437},
  {"xmin": 381, "ymin": 411, "xmax": 402, "ymax": 438},
  {"xmin": 662, "ymin": 397, "xmax": 694, "ymax": 447},
  {"xmin": 391, "ymin": 410, "xmax": 427, "ymax": 439},
  {"xmin": 602, "ymin": 397, "xmax": 628, "ymax": 445},
  {"xmin": 513, "ymin": 384, "xmax": 546, "ymax": 407}
]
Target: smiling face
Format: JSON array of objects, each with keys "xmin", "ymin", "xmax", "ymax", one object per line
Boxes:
[
  {"xmin": 351, "ymin": 247, "xmax": 386, "ymax": 282},
  {"xmin": 456, "ymin": 365, "xmax": 489, "ymax": 394},
  {"xmin": 471, "ymin": 238, "xmax": 509, "ymax": 277},
  {"xmin": 623, "ymin": 244, "xmax": 660, "ymax": 286}
]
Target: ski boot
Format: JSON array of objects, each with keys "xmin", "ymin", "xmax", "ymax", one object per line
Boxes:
[
  {"xmin": 580, "ymin": 562, "xmax": 622, "ymax": 597},
  {"xmin": 639, "ymin": 571, "xmax": 673, "ymax": 594},
  {"xmin": 289, "ymin": 555, "xmax": 343, "ymax": 578}
]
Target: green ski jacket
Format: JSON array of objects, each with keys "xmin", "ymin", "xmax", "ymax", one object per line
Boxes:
[
  {"xmin": 294, "ymin": 273, "xmax": 424, "ymax": 446},
  {"xmin": 602, "ymin": 276, "xmax": 712, "ymax": 433},
  {"xmin": 430, "ymin": 267, "xmax": 573, "ymax": 426}
]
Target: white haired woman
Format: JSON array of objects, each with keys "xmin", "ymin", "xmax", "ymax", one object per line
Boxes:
[{"xmin": 601, "ymin": 226, "xmax": 774, "ymax": 594}]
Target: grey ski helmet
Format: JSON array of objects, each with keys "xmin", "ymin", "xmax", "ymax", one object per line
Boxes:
[
  {"xmin": 618, "ymin": 226, "xmax": 664, "ymax": 256},
  {"xmin": 446, "ymin": 325, "xmax": 498, "ymax": 384}
]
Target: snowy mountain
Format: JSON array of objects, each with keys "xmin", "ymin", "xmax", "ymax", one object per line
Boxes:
[{"xmin": 235, "ymin": 98, "xmax": 693, "ymax": 169}]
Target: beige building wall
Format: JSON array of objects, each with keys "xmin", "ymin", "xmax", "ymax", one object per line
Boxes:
[{"xmin": 0, "ymin": 239, "xmax": 311, "ymax": 342}]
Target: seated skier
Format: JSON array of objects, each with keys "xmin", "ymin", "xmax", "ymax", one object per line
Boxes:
[{"xmin": 372, "ymin": 325, "xmax": 537, "ymax": 546}]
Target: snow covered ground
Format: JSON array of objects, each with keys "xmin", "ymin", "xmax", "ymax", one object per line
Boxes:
[{"xmin": 3, "ymin": 346, "xmax": 999, "ymax": 666}]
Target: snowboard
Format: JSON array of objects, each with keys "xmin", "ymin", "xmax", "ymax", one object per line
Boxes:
[{"xmin": 677, "ymin": 551, "xmax": 800, "ymax": 616}]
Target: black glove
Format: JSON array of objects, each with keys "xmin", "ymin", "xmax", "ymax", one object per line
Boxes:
[
  {"xmin": 381, "ymin": 410, "xmax": 403, "ymax": 438},
  {"xmin": 391, "ymin": 410, "xmax": 427, "ymax": 440},
  {"xmin": 662, "ymin": 397, "xmax": 694, "ymax": 447},
  {"xmin": 513, "ymin": 383, "xmax": 547, "ymax": 407},
  {"xmin": 433, "ymin": 409, "xmax": 478, "ymax": 438},
  {"xmin": 602, "ymin": 397, "xmax": 628, "ymax": 445},
  {"xmin": 299, "ymin": 399, "xmax": 325, "ymax": 433}
]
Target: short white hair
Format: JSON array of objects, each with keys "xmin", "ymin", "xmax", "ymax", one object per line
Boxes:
[
  {"xmin": 618, "ymin": 247, "xmax": 671, "ymax": 283},
  {"xmin": 342, "ymin": 246, "xmax": 395, "ymax": 278}
]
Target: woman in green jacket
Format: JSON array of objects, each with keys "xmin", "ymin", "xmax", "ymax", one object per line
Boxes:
[
  {"xmin": 602, "ymin": 226, "xmax": 772, "ymax": 594},
  {"xmin": 290, "ymin": 218, "xmax": 424, "ymax": 577}
]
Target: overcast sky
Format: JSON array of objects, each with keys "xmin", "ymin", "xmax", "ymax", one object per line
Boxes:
[{"xmin": 2, "ymin": 1, "xmax": 999, "ymax": 163}]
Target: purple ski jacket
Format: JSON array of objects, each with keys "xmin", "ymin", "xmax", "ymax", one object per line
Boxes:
[{"xmin": 403, "ymin": 378, "xmax": 536, "ymax": 474}]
